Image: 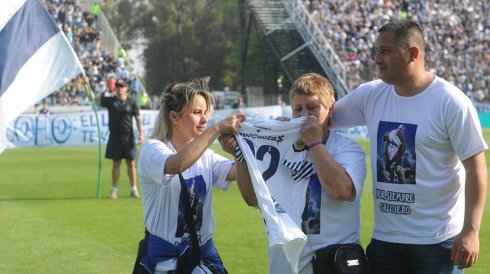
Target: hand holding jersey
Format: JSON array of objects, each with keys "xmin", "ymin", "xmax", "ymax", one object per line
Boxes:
[
  {"xmin": 214, "ymin": 113, "xmax": 244, "ymax": 136},
  {"xmin": 299, "ymin": 116, "xmax": 323, "ymax": 147}
]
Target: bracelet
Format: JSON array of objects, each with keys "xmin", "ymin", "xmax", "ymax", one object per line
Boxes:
[{"xmin": 307, "ymin": 140, "xmax": 323, "ymax": 149}]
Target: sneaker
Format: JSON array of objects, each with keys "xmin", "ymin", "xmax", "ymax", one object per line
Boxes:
[
  {"xmin": 110, "ymin": 191, "xmax": 118, "ymax": 199},
  {"xmin": 130, "ymin": 189, "xmax": 140, "ymax": 198}
]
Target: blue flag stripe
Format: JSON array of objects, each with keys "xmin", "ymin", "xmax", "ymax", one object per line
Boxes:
[{"xmin": 0, "ymin": 0, "xmax": 59, "ymax": 97}]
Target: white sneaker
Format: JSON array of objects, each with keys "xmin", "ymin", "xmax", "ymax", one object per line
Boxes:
[
  {"xmin": 110, "ymin": 191, "xmax": 118, "ymax": 199},
  {"xmin": 130, "ymin": 189, "xmax": 140, "ymax": 198}
]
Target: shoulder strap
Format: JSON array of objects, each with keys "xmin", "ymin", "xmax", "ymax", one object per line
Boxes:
[{"xmin": 178, "ymin": 173, "xmax": 201, "ymax": 265}]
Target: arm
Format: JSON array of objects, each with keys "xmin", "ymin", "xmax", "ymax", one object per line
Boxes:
[
  {"xmin": 308, "ymin": 142, "xmax": 356, "ymax": 201},
  {"xmin": 236, "ymin": 160, "xmax": 257, "ymax": 206},
  {"xmin": 135, "ymin": 114, "xmax": 144, "ymax": 144},
  {"xmin": 330, "ymin": 86, "xmax": 368, "ymax": 129},
  {"xmin": 218, "ymin": 133, "xmax": 257, "ymax": 206},
  {"xmin": 451, "ymin": 151, "xmax": 487, "ymax": 269},
  {"xmin": 82, "ymin": 76, "xmax": 101, "ymax": 104},
  {"xmin": 217, "ymin": 133, "xmax": 237, "ymax": 181},
  {"xmin": 164, "ymin": 113, "xmax": 245, "ymax": 174}
]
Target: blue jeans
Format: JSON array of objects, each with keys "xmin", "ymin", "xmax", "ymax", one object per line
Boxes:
[{"xmin": 366, "ymin": 238, "xmax": 464, "ymax": 274}]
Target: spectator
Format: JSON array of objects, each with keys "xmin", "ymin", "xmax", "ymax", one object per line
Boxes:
[
  {"xmin": 232, "ymin": 95, "xmax": 246, "ymax": 109},
  {"xmin": 41, "ymin": 0, "xmax": 146, "ymax": 108},
  {"xmin": 214, "ymin": 96, "xmax": 224, "ymax": 110},
  {"xmin": 275, "ymin": 93, "xmax": 286, "ymax": 106},
  {"xmin": 150, "ymin": 95, "xmax": 160, "ymax": 110},
  {"xmin": 36, "ymin": 103, "xmax": 51, "ymax": 115},
  {"xmin": 118, "ymin": 47, "xmax": 127, "ymax": 60},
  {"xmin": 304, "ymin": 0, "xmax": 489, "ymax": 101},
  {"xmin": 137, "ymin": 90, "xmax": 151, "ymax": 110},
  {"xmin": 90, "ymin": 0, "xmax": 101, "ymax": 20},
  {"xmin": 130, "ymin": 75, "xmax": 141, "ymax": 98}
]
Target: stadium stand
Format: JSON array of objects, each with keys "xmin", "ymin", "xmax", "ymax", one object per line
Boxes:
[
  {"xmin": 304, "ymin": 0, "xmax": 490, "ymax": 102},
  {"xmin": 40, "ymin": 0, "xmax": 489, "ymax": 108},
  {"xmin": 37, "ymin": 0, "xmax": 145, "ymax": 111}
]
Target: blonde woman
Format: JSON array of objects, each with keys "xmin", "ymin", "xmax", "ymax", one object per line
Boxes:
[{"xmin": 137, "ymin": 79, "xmax": 245, "ymax": 274}]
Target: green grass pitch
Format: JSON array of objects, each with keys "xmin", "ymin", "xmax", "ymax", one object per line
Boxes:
[{"xmin": 0, "ymin": 129, "xmax": 489, "ymax": 273}]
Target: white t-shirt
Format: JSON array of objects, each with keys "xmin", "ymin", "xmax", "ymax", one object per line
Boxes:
[
  {"xmin": 332, "ymin": 76, "xmax": 488, "ymax": 244},
  {"xmin": 137, "ymin": 139, "xmax": 233, "ymax": 271},
  {"xmin": 237, "ymin": 118, "xmax": 366, "ymax": 274}
]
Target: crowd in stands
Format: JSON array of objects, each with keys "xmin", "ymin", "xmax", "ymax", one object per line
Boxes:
[
  {"xmin": 40, "ymin": 0, "xmax": 489, "ymax": 108},
  {"xmin": 39, "ymin": 0, "xmax": 154, "ymax": 110},
  {"xmin": 304, "ymin": 0, "xmax": 490, "ymax": 103}
]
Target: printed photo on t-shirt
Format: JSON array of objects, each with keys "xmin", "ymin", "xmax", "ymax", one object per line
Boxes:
[
  {"xmin": 301, "ymin": 174, "xmax": 322, "ymax": 234},
  {"xmin": 176, "ymin": 175, "xmax": 207, "ymax": 239},
  {"xmin": 376, "ymin": 121, "xmax": 417, "ymax": 184}
]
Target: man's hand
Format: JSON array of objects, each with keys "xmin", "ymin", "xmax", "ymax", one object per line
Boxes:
[{"xmin": 451, "ymin": 229, "xmax": 479, "ymax": 269}]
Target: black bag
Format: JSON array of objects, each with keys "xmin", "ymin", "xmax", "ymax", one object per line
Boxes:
[{"xmin": 312, "ymin": 243, "xmax": 368, "ymax": 274}]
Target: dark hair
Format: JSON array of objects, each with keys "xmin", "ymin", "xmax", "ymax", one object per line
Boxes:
[
  {"xmin": 378, "ymin": 19, "xmax": 425, "ymax": 54},
  {"xmin": 115, "ymin": 79, "xmax": 128, "ymax": 88},
  {"xmin": 150, "ymin": 78, "xmax": 213, "ymax": 141}
]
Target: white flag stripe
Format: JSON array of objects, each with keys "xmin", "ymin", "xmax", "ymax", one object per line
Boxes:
[
  {"xmin": 0, "ymin": 32, "xmax": 83, "ymax": 152},
  {"xmin": 0, "ymin": 0, "xmax": 27, "ymax": 31}
]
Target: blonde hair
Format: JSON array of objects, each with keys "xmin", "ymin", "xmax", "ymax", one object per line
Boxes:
[
  {"xmin": 289, "ymin": 72, "xmax": 335, "ymax": 109},
  {"xmin": 150, "ymin": 78, "xmax": 213, "ymax": 142}
]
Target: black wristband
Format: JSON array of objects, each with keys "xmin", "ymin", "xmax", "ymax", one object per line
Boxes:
[{"xmin": 307, "ymin": 140, "xmax": 323, "ymax": 149}]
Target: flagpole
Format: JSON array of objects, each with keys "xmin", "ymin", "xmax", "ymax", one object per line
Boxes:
[{"xmin": 83, "ymin": 76, "xmax": 103, "ymax": 199}]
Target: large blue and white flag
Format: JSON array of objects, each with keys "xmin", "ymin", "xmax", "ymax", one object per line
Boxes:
[{"xmin": 0, "ymin": 0, "xmax": 84, "ymax": 153}]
